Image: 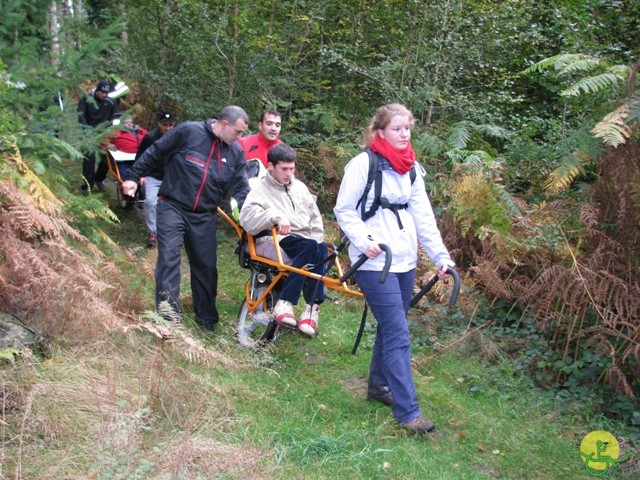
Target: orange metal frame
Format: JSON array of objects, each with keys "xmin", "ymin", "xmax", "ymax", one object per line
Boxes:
[
  {"xmin": 217, "ymin": 207, "xmax": 364, "ymax": 315},
  {"xmin": 104, "ymin": 149, "xmax": 127, "ymax": 184}
]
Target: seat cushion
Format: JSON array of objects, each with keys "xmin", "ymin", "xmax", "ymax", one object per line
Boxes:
[{"xmin": 254, "ymin": 241, "xmax": 293, "ymax": 265}]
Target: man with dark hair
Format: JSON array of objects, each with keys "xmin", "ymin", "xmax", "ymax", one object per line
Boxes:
[
  {"xmin": 238, "ymin": 109, "xmax": 282, "ymax": 167},
  {"xmin": 77, "ymin": 79, "xmax": 121, "ymax": 193},
  {"xmin": 239, "ymin": 143, "xmax": 326, "ymax": 337},
  {"xmin": 135, "ymin": 112, "xmax": 176, "ymax": 247},
  {"xmin": 122, "ymin": 106, "xmax": 250, "ymax": 332}
]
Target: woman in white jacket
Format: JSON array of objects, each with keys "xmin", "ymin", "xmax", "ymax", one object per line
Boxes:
[{"xmin": 334, "ymin": 104, "xmax": 455, "ymax": 435}]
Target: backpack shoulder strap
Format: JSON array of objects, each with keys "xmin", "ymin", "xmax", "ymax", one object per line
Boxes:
[{"xmin": 356, "ymin": 149, "xmax": 380, "ymax": 219}]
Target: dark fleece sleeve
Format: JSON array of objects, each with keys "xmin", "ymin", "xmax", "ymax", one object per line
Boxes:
[{"xmin": 125, "ymin": 128, "xmax": 180, "ymax": 182}]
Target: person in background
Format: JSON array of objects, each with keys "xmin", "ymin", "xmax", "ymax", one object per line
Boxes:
[
  {"xmin": 334, "ymin": 103, "xmax": 455, "ymax": 435},
  {"xmin": 238, "ymin": 109, "xmax": 282, "ymax": 168},
  {"xmin": 77, "ymin": 79, "xmax": 120, "ymax": 194},
  {"xmin": 121, "ymin": 106, "xmax": 250, "ymax": 333},
  {"xmin": 239, "ymin": 143, "xmax": 326, "ymax": 337},
  {"xmin": 135, "ymin": 112, "xmax": 176, "ymax": 247},
  {"xmin": 106, "ymin": 116, "xmax": 148, "ymax": 153},
  {"xmin": 104, "ymin": 115, "xmax": 148, "ymax": 180}
]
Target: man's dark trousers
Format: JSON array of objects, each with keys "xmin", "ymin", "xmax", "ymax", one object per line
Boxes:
[
  {"xmin": 155, "ymin": 199, "xmax": 219, "ymax": 327},
  {"xmin": 278, "ymin": 235, "xmax": 327, "ymax": 305},
  {"xmin": 82, "ymin": 151, "xmax": 109, "ymax": 188}
]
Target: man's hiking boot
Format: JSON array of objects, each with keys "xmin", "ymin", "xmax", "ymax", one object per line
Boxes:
[
  {"xmin": 297, "ymin": 304, "xmax": 319, "ymax": 337},
  {"xmin": 96, "ymin": 181, "xmax": 105, "ymax": 192},
  {"xmin": 195, "ymin": 317, "xmax": 216, "ymax": 333},
  {"xmin": 272, "ymin": 300, "xmax": 296, "ymax": 327},
  {"xmin": 367, "ymin": 385, "xmax": 394, "ymax": 406},
  {"xmin": 400, "ymin": 415, "xmax": 435, "ymax": 435}
]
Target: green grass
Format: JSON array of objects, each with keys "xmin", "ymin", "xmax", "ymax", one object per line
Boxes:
[
  {"xmin": 218, "ymin": 325, "xmax": 583, "ymax": 479},
  {"xmin": 2, "ymin": 189, "xmax": 637, "ymax": 479}
]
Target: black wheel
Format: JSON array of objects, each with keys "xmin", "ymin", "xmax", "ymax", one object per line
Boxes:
[
  {"xmin": 136, "ymin": 183, "xmax": 146, "ymax": 209},
  {"xmin": 117, "ymin": 184, "xmax": 135, "ymax": 210},
  {"xmin": 237, "ymin": 270, "xmax": 280, "ymax": 348}
]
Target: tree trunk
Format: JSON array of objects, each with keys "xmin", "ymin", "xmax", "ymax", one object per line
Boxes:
[{"xmin": 47, "ymin": 0, "xmax": 61, "ymax": 68}]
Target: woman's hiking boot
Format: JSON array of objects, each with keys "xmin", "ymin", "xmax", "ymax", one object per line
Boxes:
[{"xmin": 400, "ymin": 415, "xmax": 435, "ymax": 435}]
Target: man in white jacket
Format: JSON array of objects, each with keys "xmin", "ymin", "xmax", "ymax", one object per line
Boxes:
[{"xmin": 239, "ymin": 143, "xmax": 326, "ymax": 337}]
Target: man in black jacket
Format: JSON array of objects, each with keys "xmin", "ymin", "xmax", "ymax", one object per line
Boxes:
[
  {"xmin": 77, "ymin": 80, "xmax": 120, "ymax": 193},
  {"xmin": 122, "ymin": 106, "xmax": 250, "ymax": 332},
  {"xmin": 135, "ymin": 112, "xmax": 175, "ymax": 247}
]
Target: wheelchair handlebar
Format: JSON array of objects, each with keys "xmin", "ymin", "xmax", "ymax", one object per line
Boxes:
[
  {"xmin": 339, "ymin": 244, "xmax": 392, "ymax": 284},
  {"xmin": 409, "ymin": 266, "xmax": 461, "ymax": 308}
]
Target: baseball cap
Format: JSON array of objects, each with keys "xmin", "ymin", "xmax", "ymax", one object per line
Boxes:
[
  {"xmin": 158, "ymin": 112, "xmax": 174, "ymax": 122},
  {"xmin": 96, "ymin": 80, "xmax": 111, "ymax": 93}
]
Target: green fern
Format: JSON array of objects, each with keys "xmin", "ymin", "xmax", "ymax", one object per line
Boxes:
[
  {"xmin": 522, "ymin": 53, "xmax": 592, "ymax": 74},
  {"xmin": 561, "ymin": 72, "xmax": 625, "ymax": 96},
  {"xmin": 445, "ymin": 148, "xmax": 492, "ymax": 165},
  {"xmin": 626, "ymin": 95, "xmax": 640, "ymax": 123},
  {"xmin": 463, "ymin": 151, "xmax": 493, "ymax": 165},
  {"xmin": 524, "ymin": 53, "xmax": 637, "ymax": 148},
  {"xmin": 473, "ymin": 124, "xmax": 511, "ymax": 140},
  {"xmin": 494, "ymin": 183, "xmax": 522, "ymax": 218},
  {"xmin": 557, "ymin": 57, "xmax": 603, "ymax": 75},
  {"xmin": 445, "ymin": 121, "xmax": 510, "ymax": 150},
  {"xmin": 447, "ymin": 122, "xmax": 472, "ymax": 149},
  {"xmin": 412, "ymin": 131, "xmax": 444, "ymax": 159},
  {"xmin": 49, "ymin": 135, "xmax": 84, "ymax": 161}
]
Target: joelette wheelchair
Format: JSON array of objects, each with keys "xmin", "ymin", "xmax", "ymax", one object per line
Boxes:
[
  {"xmin": 217, "ymin": 207, "xmax": 370, "ymax": 348},
  {"xmin": 104, "ymin": 148, "xmax": 145, "ymax": 210}
]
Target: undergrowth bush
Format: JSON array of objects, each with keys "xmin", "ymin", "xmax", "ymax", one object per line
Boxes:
[{"xmin": 465, "ymin": 296, "xmax": 640, "ymax": 443}]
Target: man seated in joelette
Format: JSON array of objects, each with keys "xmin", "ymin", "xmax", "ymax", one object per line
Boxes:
[
  {"xmin": 105, "ymin": 116, "xmax": 148, "ymax": 178},
  {"xmin": 238, "ymin": 108, "xmax": 282, "ymax": 168},
  {"xmin": 239, "ymin": 143, "xmax": 326, "ymax": 337}
]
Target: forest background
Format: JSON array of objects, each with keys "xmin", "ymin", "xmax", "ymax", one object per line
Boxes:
[{"xmin": 1, "ymin": 0, "xmax": 640, "ymax": 478}]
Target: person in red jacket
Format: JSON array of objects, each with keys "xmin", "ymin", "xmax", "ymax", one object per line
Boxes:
[
  {"xmin": 238, "ymin": 109, "xmax": 282, "ymax": 167},
  {"xmin": 105, "ymin": 116, "xmax": 148, "ymax": 180}
]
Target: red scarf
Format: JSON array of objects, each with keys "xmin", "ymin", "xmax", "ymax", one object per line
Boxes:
[{"xmin": 370, "ymin": 136, "xmax": 415, "ymax": 175}]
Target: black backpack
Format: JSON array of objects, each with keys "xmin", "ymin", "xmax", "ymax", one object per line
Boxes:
[{"xmin": 355, "ymin": 149, "xmax": 417, "ymax": 229}]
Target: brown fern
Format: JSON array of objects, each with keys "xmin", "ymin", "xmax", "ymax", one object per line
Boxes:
[
  {"xmin": 0, "ymin": 143, "xmax": 142, "ymax": 342},
  {"xmin": 446, "ymin": 142, "xmax": 640, "ymax": 399}
]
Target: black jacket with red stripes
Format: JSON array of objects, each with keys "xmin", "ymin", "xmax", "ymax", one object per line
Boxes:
[{"xmin": 125, "ymin": 119, "xmax": 250, "ymax": 213}]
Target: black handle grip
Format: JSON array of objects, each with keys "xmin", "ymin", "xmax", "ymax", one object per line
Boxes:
[
  {"xmin": 410, "ymin": 266, "xmax": 461, "ymax": 308},
  {"xmin": 339, "ymin": 243, "xmax": 392, "ymax": 284}
]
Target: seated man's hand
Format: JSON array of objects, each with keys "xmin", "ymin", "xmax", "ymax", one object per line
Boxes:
[
  {"xmin": 276, "ymin": 217, "xmax": 291, "ymax": 235},
  {"xmin": 121, "ymin": 180, "xmax": 138, "ymax": 197}
]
